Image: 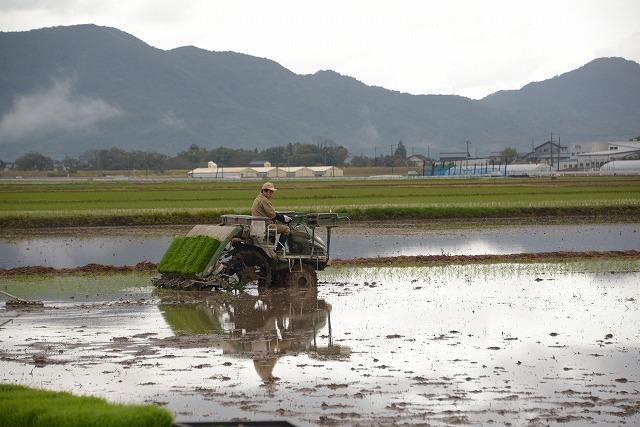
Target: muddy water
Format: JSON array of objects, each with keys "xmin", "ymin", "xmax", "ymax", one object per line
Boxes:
[
  {"xmin": 2, "ymin": 261, "xmax": 640, "ymax": 425},
  {"xmin": 1, "ymin": 223, "xmax": 639, "ymax": 268}
]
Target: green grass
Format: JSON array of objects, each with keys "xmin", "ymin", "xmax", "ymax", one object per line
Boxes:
[
  {"xmin": 157, "ymin": 235, "xmax": 221, "ymax": 277},
  {"xmin": 2, "ymin": 176, "xmax": 640, "ymax": 227},
  {"xmin": 0, "ymin": 384, "xmax": 172, "ymax": 427}
]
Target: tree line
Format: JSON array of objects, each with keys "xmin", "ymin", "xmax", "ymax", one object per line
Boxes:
[
  {"xmin": 6, "ymin": 141, "xmax": 351, "ymax": 172},
  {"xmin": 4, "ymin": 139, "xmax": 531, "ymax": 172}
]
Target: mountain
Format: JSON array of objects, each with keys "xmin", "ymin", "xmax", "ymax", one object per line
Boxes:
[
  {"xmin": 482, "ymin": 57, "xmax": 640, "ymax": 143},
  {"xmin": 0, "ymin": 24, "xmax": 639, "ymax": 160}
]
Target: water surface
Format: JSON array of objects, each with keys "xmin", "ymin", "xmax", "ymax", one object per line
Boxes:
[
  {"xmin": 1, "ymin": 223, "xmax": 639, "ymax": 268},
  {"xmin": 2, "ymin": 261, "xmax": 640, "ymax": 425}
]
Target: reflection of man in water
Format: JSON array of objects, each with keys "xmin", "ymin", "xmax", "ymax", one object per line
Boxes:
[
  {"xmin": 158, "ymin": 286, "xmax": 347, "ymax": 383},
  {"xmin": 251, "ymin": 182, "xmax": 291, "ymax": 252}
]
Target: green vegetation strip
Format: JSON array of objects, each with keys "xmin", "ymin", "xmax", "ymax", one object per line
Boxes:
[
  {"xmin": 0, "ymin": 384, "xmax": 172, "ymax": 427},
  {"xmin": 2, "ymin": 205, "xmax": 640, "ymax": 228},
  {"xmin": 2, "ymin": 177, "xmax": 640, "ymax": 228},
  {"xmin": 157, "ymin": 235, "xmax": 221, "ymax": 277}
]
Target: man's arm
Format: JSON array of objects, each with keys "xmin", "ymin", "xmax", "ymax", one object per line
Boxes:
[{"xmin": 274, "ymin": 213, "xmax": 292, "ymax": 223}]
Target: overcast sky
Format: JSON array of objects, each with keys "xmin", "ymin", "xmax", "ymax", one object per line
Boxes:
[{"xmin": 1, "ymin": 0, "xmax": 639, "ymax": 99}]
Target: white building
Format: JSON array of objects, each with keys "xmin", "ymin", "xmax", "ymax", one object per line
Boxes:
[
  {"xmin": 570, "ymin": 142, "xmax": 609, "ymax": 158},
  {"xmin": 188, "ymin": 161, "xmax": 257, "ymax": 179},
  {"xmin": 307, "ymin": 166, "xmax": 344, "ymax": 177},
  {"xmin": 188, "ymin": 161, "xmax": 343, "ymax": 179},
  {"xmin": 575, "ymin": 142, "xmax": 640, "ymax": 170},
  {"xmin": 505, "ymin": 163, "xmax": 552, "ymax": 176},
  {"xmin": 282, "ymin": 166, "xmax": 314, "ymax": 178}
]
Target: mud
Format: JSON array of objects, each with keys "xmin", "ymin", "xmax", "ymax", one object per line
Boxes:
[
  {"xmin": 1, "ymin": 251, "xmax": 638, "ymax": 277},
  {"xmin": 0, "ymin": 261, "xmax": 156, "ymax": 277},
  {"xmin": 331, "ymin": 249, "xmax": 640, "ymax": 267},
  {"xmin": 2, "ymin": 262, "xmax": 640, "ymax": 425}
]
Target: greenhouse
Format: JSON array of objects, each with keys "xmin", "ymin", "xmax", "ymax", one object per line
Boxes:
[
  {"xmin": 432, "ymin": 163, "xmax": 551, "ymax": 177},
  {"xmin": 599, "ymin": 160, "xmax": 640, "ymax": 175}
]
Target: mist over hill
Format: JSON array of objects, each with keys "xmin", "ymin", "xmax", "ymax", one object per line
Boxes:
[{"xmin": 0, "ymin": 24, "xmax": 639, "ymax": 160}]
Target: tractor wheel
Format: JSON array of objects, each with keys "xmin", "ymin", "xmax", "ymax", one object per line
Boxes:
[
  {"xmin": 282, "ymin": 264, "xmax": 317, "ymax": 288},
  {"xmin": 228, "ymin": 249, "xmax": 272, "ymax": 287}
]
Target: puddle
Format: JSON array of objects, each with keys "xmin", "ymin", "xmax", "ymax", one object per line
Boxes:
[
  {"xmin": 2, "ymin": 261, "xmax": 640, "ymax": 425},
  {"xmin": 1, "ymin": 223, "xmax": 639, "ymax": 268}
]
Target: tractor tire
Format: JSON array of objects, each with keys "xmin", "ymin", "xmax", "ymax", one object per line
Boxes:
[
  {"xmin": 281, "ymin": 264, "xmax": 317, "ymax": 288},
  {"xmin": 227, "ymin": 248, "xmax": 272, "ymax": 288}
]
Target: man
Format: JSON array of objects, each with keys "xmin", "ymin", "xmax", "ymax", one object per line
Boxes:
[{"xmin": 251, "ymin": 182, "xmax": 291, "ymax": 252}]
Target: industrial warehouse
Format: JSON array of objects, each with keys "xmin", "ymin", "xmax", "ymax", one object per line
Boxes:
[{"xmin": 188, "ymin": 161, "xmax": 343, "ymax": 179}]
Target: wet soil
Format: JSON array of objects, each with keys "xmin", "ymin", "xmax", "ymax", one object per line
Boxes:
[
  {"xmin": 2, "ymin": 263, "xmax": 640, "ymax": 425},
  {"xmin": 331, "ymin": 249, "xmax": 640, "ymax": 267},
  {"xmin": 0, "ymin": 261, "xmax": 156, "ymax": 277},
  {"xmin": 1, "ymin": 250, "xmax": 638, "ymax": 277}
]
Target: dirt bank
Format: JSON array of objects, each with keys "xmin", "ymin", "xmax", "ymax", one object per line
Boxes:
[
  {"xmin": 2, "ymin": 251, "xmax": 638, "ymax": 277},
  {"xmin": 0, "ymin": 262, "xmax": 157, "ymax": 277},
  {"xmin": 331, "ymin": 250, "xmax": 640, "ymax": 267}
]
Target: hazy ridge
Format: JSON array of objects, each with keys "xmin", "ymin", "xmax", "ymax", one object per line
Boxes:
[{"xmin": 0, "ymin": 24, "xmax": 639, "ymax": 159}]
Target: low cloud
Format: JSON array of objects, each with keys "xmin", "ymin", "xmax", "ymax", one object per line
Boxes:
[
  {"xmin": 353, "ymin": 104, "xmax": 380, "ymax": 150},
  {"xmin": 159, "ymin": 111, "xmax": 184, "ymax": 129},
  {"xmin": 0, "ymin": 79, "xmax": 122, "ymax": 142}
]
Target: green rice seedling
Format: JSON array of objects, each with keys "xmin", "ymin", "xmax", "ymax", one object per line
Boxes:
[
  {"xmin": 0, "ymin": 384, "xmax": 172, "ymax": 427},
  {"xmin": 2, "ymin": 177, "xmax": 640, "ymax": 227},
  {"xmin": 157, "ymin": 235, "xmax": 221, "ymax": 277}
]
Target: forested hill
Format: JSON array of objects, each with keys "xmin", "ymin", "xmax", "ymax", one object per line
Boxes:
[{"xmin": 0, "ymin": 24, "xmax": 639, "ymax": 159}]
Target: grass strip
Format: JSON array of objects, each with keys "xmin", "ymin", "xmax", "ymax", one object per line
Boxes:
[
  {"xmin": 0, "ymin": 383, "xmax": 172, "ymax": 427},
  {"xmin": 2, "ymin": 205, "xmax": 640, "ymax": 229},
  {"xmin": 0, "ymin": 209, "xmax": 230, "ymax": 229},
  {"xmin": 157, "ymin": 235, "xmax": 221, "ymax": 277}
]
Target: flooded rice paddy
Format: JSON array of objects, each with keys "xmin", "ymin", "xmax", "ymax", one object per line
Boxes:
[
  {"xmin": 2, "ymin": 260, "xmax": 640, "ymax": 425},
  {"xmin": 1, "ymin": 222, "xmax": 639, "ymax": 268}
]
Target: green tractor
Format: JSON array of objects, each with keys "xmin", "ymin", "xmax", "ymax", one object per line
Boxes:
[{"xmin": 153, "ymin": 212, "xmax": 348, "ymax": 290}]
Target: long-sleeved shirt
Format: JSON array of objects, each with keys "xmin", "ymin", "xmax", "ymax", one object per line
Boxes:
[{"xmin": 251, "ymin": 193, "xmax": 276, "ymax": 221}]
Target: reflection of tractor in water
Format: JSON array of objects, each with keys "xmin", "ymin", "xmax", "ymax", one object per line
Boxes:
[
  {"xmin": 153, "ymin": 212, "xmax": 348, "ymax": 290},
  {"xmin": 157, "ymin": 286, "xmax": 349, "ymax": 382}
]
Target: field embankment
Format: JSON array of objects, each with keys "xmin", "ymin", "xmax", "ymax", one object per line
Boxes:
[
  {"xmin": 1, "ymin": 176, "xmax": 639, "ymax": 228},
  {"xmin": 2, "ymin": 251, "xmax": 639, "ymax": 277}
]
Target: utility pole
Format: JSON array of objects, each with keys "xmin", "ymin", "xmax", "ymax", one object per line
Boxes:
[
  {"xmin": 465, "ymin": 140, "xmax": 471, "ymax": 158},
  {"xmin": 390, "ymin": 143, "xmax": 396, "ymax": 175},
  {"xmin": 550, "ymin": 132, "xmax": 554, "ymax": 168},
  {"xmin": 390, "ymin": 143, "xmax": 394, "ymax": 175},
  {"xmin": 557, "ymin": 136, "xmax": 561, "ymax": 171}
]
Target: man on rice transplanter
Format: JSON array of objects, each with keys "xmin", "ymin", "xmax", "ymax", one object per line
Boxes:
[{"xmin": 251, "ymin": 182, "xmax": 292, "ymax": 254}]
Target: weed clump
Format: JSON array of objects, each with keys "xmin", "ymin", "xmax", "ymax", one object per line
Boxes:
[
  {"xmin": 0, "ymin": 383, "xmax": 172, "ymax": 427},
  {"xmin": 157, "ymin": 235, "xmax": 221, "ymax": 277}
]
